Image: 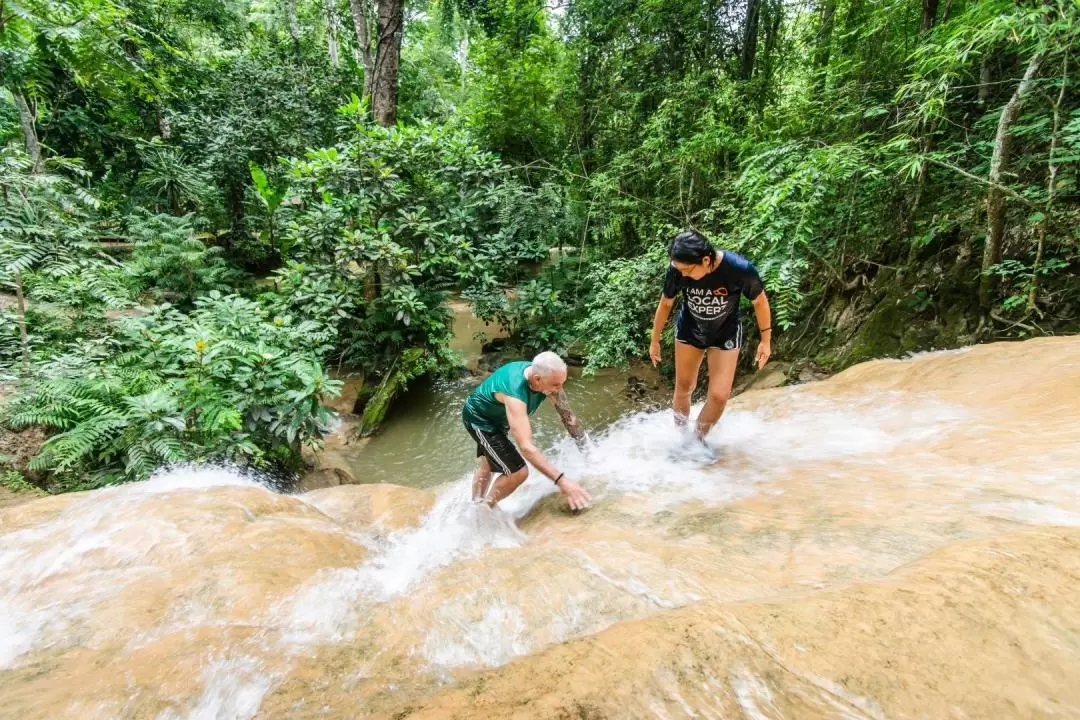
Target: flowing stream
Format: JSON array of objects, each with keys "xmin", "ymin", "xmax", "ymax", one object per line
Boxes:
[
  {"xmin": 332, "ymin": 297, "xmax": 668, "ymax": 487},
  {"xmin": 1, "ymin": 335, "xmax": 1080, "ymax": 718}
]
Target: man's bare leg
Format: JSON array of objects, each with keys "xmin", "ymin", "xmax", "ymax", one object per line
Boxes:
[
  {"xmin": 694, "ymin": 348, "xmax": 739, "ymax": 440},
  {"xmin": 472, "ymin": 455, "xmax": 493, "ymax": 502},
  {"xmin": 485, "ymin": 467, "xmax": 529, "ymax": 508},
  {"xmin": 673, "ymin": 341, "xmax": 706, "ymax": 427}
]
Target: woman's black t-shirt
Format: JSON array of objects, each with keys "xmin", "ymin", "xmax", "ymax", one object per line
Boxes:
[{"xmin": 662, "ymin": 251, "xmax": 764, "ymax": 344}]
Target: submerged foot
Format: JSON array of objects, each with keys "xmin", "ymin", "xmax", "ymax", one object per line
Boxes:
[
  {"xmin": 668, "ymin": 434, "xmax": 718, "ymax": 464},
  {"xmin": 471, "ymin": 475, "xmax": 495, "ymax": 503}
]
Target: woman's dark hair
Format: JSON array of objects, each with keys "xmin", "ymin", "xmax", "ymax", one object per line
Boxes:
[{"xmin": 669, "ymin": 230, "xmax": 717, "ymax": 264}]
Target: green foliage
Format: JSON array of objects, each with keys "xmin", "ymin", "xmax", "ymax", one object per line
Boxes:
[
  {"xmin": 1, "ymin": 294, "xmax": 341, "ymax": 488},
  {"xmin": 0, "ymin": 149, "xmax": 100, "ymax": 282},
  {"xmin": 249, "ymin": 163, "xmax": 287, "ymax": 214},
  {"xmin": 1, "ymin": 470, "xmax": 38, "ymax": 493},
  {"xmin": 0, "ymin": 148, "xmax": 126, "ymax": 364},
  {"xmin": 133, "ymin": 140, "xmax": 217, "ymax": 215},
  {"xmin": 462, "ymin": 15, "xmax": 571, "ymax": 164},
  {"xmin": 575, "ymin": 244, "xmax": 669, "ymax": 370},
  {"xmin": 730, "ymin": 140, "xmax": 883, "ymax": 328},
  {"xmin": 164, "ymin": 51, "xmax": 351, "ymax": 253},
  {"xmin": 990, "ymin": 257, "xmax": 1071, "ymax": 312},
  {"xmin": 126, "ymin": 211, "xmax": 243, "ymax": 303},
  {"xmin": 268, "ymin": 119, "xmax": 560, "ymax": 373},
  {"xmin": 468, "ymin": 276, "xmax": 574, "ymax": 354}
]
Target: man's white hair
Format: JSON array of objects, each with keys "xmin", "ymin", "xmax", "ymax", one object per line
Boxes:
[{"xmin": 530, "ymin": 351, "xmax": 567, "ymax": 377}]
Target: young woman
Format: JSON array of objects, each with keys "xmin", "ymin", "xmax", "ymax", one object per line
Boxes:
[{"xmin": 649, "ymin": 230, "xmax": 773, "ymax": 441}]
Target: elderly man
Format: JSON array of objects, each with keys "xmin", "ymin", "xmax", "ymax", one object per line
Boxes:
[{"xmin": 462, "ymin": 351, "xmax": 592, "ymax": 510}]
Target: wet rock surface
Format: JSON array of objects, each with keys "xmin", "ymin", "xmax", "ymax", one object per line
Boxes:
[{"xmin": 1, "ymin": 337, "xmax": 1079, "ymax": 718}]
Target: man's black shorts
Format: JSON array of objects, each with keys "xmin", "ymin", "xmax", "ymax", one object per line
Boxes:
[{"xmin": 464, "ymin": 423, "xmax": 527, "ymax": 475}]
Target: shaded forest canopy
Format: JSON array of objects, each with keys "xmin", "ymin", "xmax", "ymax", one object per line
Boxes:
[{"xmin": 1, "ymin": 0, "xmax": 1078, "ymax": 490}]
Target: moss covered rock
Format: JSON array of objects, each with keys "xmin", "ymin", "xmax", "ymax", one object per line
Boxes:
[{"xmin": 353, "ymin": 347, "xmax": 427, "ymax": 437}]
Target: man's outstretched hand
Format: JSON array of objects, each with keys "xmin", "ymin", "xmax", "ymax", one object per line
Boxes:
[{"xmin": 557, "ymin": 476, "xmax": 592, "ymax": 511}]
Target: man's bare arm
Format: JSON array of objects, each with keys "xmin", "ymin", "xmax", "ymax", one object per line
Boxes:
[
  {"xmin": 504, "ymin": 395, "xmax": 592, "ymax": 510},
  {"xmin": 551, "ymin": 390, "xmax": 590, "ymax": 452},
  {"xmin": 502, "ymin": 396, "xmax": 562, "ymax": 481}
]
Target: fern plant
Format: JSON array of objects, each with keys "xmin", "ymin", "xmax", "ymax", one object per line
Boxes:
[
  {"xmin": 133, "ymin": 140, "xmax": 216, "ymax": 215},
  {"xmin": 1, "ymin": 470, "xmax": 39, "ymax": 494},
  {"xmin": 731, "ymin": 140, "xmax": 883, "ymax": 328},
  {"xmin": 1, "ymin": 294, "xmax": 341, "ymax": 489},
  {"xmin": 0, "ymin": 149, "xmax": 100, "ymax": 281},
  {"xmin": 575, "ymin": 243, "xmax": 670, "ymax": 369},
  {"xmin": 126, "ymin": 210, "xmax": 242, "ymax": 303},
  {"xmin": 0, "ymin": 148, "xmax": 109, "ymax": 373}
]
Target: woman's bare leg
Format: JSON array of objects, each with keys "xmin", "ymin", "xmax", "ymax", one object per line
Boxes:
[
  {"xmin": 694, "ymin": 348, "xmax": 739, "ymax": 440},
  {"xmin": 673, "ymin": 341, "xmax": 706, "ymax": 427}
]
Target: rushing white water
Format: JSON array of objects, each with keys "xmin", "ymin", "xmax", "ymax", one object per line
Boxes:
[
  {"xmin": 0, "ymin": 390, "xmax": 981, "ymax": 668},
  {"xmin": 0, "ymin": 465, "xmax": 261, "ymax": 670},
  {"xmin": 0, "ymin": 390, "xmax": 965, "ymax": 675},
  {"xmin": 267, "ymin": 388, "xmax": 976, "ymax": 672}
]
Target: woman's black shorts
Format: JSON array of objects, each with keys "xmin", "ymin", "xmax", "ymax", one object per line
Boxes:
[{"xmin": 676, "ymin": 313, "xmax": 743, "ymax": 351}]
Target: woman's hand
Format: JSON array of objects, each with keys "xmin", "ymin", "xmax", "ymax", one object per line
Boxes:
[
  {"xmin": 557, "ymin": 476, "xmax": 592, "ymax": 511},
  {"xmin": 649, "ymin": 339, "xmax": 662, "ymax": 367},
  {"xmin": 755, "ymin": 337, "xmax": 772, "ymax": 369}
]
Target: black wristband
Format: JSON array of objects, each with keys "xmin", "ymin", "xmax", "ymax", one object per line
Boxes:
[
  {"xmin": 554, "ymin": 472, "xmax": 564, "ymax": 485},
  {"xmin": 760, "ymin": 326, "xmax": 772, "ymax": 333}
]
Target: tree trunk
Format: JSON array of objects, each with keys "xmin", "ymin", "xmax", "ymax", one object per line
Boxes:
[
  {"xmin": 459, "ymin": 25, "xmax": 469, "ymax": 95},
  {"xmin": 757, "ymin": 0, "xmax": 783, "ymax": 109},
  {"xmin": 920, "ymin": 0, "xmax": 939, "ymax": 33},
  {"xmin": 14, "ymin": 269, "xmax": 30, "ymax": 376},
  {"xmin": 13, "ymin": 87, "xmax": 39, "ymax": 374},
  {"xmin": 14, "ymin": 92, "xmax": 42, "ymax": 173},
  {"xmin": 980, "ymin": 51, "xmax": 1044, "ymax": 308},
  {"xmin": 740, "ymin": 0, "xmax": 761, "ymax": 81},
  {"xmin": 978, "ymin": 55, "xmax": 992, "ymax": 104},
  {"xmin": 1028, "ymin": 54, "xmax": 1067, "ymax": 313},
  {"xmin": 325, "ymin": 0, "xmax": 340, "ymax": 68},
  {"xmin": 348, "ymin": 0, "xmax": 375, "ymax": 100},
  {"xmin": 158, "ymin": 111, "xmax": 172, "ymax": 139},
  {"xmin": 372, "ymin": 0, "xmax": 404, "ymax": 127},
  {"xmin": 285, "ymin": 0, "xmax": 302, "ymax": 59},
  {"xmin": 813, "ymin": 0, "xmax": 836, "ymax": 86}
]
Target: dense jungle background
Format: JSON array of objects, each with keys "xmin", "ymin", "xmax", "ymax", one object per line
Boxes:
[{"xmin": 1, "ymin": 0, "xmax": 1077, "ymax": 491}]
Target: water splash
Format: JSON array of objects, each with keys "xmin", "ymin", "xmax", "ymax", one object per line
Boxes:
[
  {"xmin": 0, "ymin": 465, "xmax": 262, "ymax": 669},
  {"xmin": 278, "ymin": 487, "xmax": 526, "ymax": 645},
  {"xmin": 547, "ymin": 390, "xmax": 969, "ymax": 508},
  {"xmin": 156, "ymin": 657, "xmax": 274, "ymax": 720},
  {"xmin": 276, "ymin": 388, "xmax": 976, "ymax": 662}
]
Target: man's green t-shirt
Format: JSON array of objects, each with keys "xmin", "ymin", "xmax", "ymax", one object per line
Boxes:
[{"xmin": 462, "ymin": 361, "xmax": 547, "ymax": 432}]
